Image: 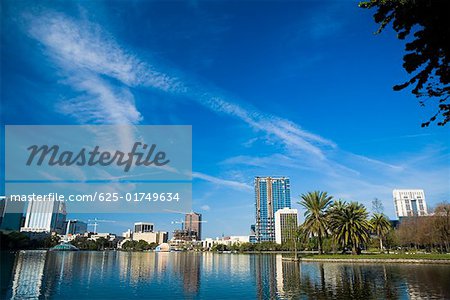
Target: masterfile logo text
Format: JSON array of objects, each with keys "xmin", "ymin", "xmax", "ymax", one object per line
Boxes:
[
  {"xmin": 26, "ymin": 142, "xmax": 170, "ymax": 172},
  {"xmin": 5, "ymin": 125, "xmax": 192, "ymax": 213}
]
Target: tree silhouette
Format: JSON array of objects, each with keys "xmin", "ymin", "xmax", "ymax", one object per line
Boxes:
[{"xmin": 360, "ymin": 0, "xmax": 450, "ymax": 126}]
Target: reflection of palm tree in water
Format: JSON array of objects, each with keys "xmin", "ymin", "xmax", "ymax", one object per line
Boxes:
[
  {"xmin": 254, "ymin": 256, "xmax": 401, "ymax": 299},
  {"xmin": 296, "ymin": 263, "xmax": 400, "ymax": 299}
]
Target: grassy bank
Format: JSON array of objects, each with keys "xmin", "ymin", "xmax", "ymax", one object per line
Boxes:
[{"xmin": 300, "ymin": 253, "xmax": 450, "ymax": 260}]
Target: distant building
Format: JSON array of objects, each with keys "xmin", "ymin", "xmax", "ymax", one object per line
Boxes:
[
  {"xmin": 132, "ymin": 222, "xmax": 167, "ymax": 244},
  {"xmin": 133, "ymin": 231, "xmax": 168, "ymax": 244},
  {"xmin": 155, "ymin": 243, "xmax": 170, "ymax": 252},
  {"xmin": 172, "ymin": 229, "xmax": 199, "ymax": 241},
  {"xmin": 393, "ymin": 189, "xmax": 428, "ymax": 218},
  {"xmin": 122, "ymin": 229, "xmax": 133, "ymax": 239},
  {"xmin": 201, "ymin": 236, "xmax": 251, "ymax": 249},
  {"xmin": 64, "ymin": 220, "xmax": 87, "ymax": 235},
  {"xmin": 20, "ymin": 199, "xmax": 66, "ymax": 234},
  {"xmin": 134, "ymin": 222, "xmax": 154, "ymax": 233},
  {"xmin": 0, "ymin": 197, "xmax": 4, "ymax": 224},
  {"xmin": 389, "ymin": 219, "xmax": 400, "ymax": 229},
  {"xmin": 89, "ymin": 232, "xmax": 123, "ymax": 248},
  {"xmin": 184, "ymin": 212, "xmax": 202, "ymax": 241},
  {"xmin": 274, "ymin": 208, "xmax": 298, "ymax": 244},
  {"xmin": 255, "ymin": 177, "xmax": 291, "ymax": 242},
  {"xmin": 0, "ymin": 196, "xmax": 24, "ymax": 231}
]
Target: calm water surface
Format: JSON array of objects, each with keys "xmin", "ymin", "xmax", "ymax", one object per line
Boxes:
[{"xmin": 1, "ymin": 251, "xmax": 449, "ymax": 299}]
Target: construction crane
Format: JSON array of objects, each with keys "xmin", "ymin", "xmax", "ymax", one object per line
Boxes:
[
  {"xmin": 171, "ymin": 219, "xmax": 207, "ymax": 230},
  {"xmin": 87, "ymin": 218, "xmax": 116, "ymax": 234}
]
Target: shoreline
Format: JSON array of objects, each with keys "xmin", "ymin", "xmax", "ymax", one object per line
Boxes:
[{"xmin": 296, "ymin": 257, "xmax": 450, "ymax": 264}]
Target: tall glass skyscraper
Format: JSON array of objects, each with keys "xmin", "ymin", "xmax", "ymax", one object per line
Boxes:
[
  {"xmin": 21, "ymin": 200, "xmax": 66, "ymax": 234},
  {"xmin": 254, "ymin": 177, "xmax": 291, "ymax": 242}
]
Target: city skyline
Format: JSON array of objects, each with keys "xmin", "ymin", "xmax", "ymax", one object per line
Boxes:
[{"xmin": 1, "ymin": 0, "xmax": 449, "ymax": 237}]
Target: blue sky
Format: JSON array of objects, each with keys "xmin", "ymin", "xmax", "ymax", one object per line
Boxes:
[{"xmin": 1, "ymin": 0, "xmax": 449, "ymax": 238}]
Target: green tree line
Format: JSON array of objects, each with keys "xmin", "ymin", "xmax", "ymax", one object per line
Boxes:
[{"xmin": 298, "ymin": 191, "xmax": 449, "ymax": 255}]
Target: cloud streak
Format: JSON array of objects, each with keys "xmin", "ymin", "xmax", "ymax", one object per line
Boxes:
[
  {"xmin": 193, "ymin": 172, "xmax": 252, "ymax": 191},
  {"xmin": 24, "ymin": 9, "xmax": 448, "ymax": 213},
  {"xmin": 27, "ymin": 10, "xmax": 333, "ymax": 161}
]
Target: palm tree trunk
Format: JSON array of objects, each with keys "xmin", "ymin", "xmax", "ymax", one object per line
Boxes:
[
  {"xmin": 379, "ymin": 236, "xmax": 383, "ymax": 252},
  {"xmin": 318, "ymin": 235, "xmax": 323, "ymax": 254},
  {"xmin": 294, "ymin": 238, "xmax": 298, "ymax": 259}
]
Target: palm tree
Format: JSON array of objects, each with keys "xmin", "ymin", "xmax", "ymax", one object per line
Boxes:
[
  {"xmin": 370, "ymin": 213, "xmax": 391, "ymax": 252},
  {"xmin": 327, "ymin": 199, "xmax": 347, "ymax": 253},
  {"xmin": 329, "ymin": 202, "xmax": 372, "ymax": 255},
  {"xmin": 299, "ymin": 191, "xmax": 333, "ymax": 254}
]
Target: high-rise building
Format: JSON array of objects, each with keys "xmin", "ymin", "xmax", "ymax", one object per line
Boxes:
[
  {"xmin": 250, "ymin": 224, "xmax": 256, "ymax": 243},
  {"xmin": 64, "ymin": 220, "xmax": 88, "ymax": 235},
  {"xmin": 134, "ymin": 222, "xmax": 154, "ymax": 233},
  {"xmin": 274, "ymin": 208, "xmax": 298, "ymax": 244},
  {"xmin": 184, "ymin": 212, "xmax": 202, "ymax": 241},
  {"xmin": 0, "ymin": 196, "xmax": 24, "ymax": 231},
  {"xmin": 393, "ymin": 189, "xmax": 428, "ymax": 218},
  {"xmin": 20, "ymin": 200, "xmax": 66, "ymax": 234},
  {"xmin": 255, "ymin": 176, "xmax": 291, "ymax": 242}
]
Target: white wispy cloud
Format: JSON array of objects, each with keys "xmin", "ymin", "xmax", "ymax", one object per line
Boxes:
[
  {"xmin": 23, "ymin": 9, "xmax": 449, "ymax": 213},
  {"xmin": 26, "ymin": 10, "xmax": 333, "ymax": 160},
  {"xmin": 28, "ymin": 13, "xmax": 181, "ymax": 91},
  {"xmin": 200, "ymin": 205, "xmax": 211, "ymax": 211},
  {"xmin": 192, "ymin": 172, "xmax": 252, "ymax": 191},
  {"xmin": 57, "ymin": 75, "xmax": 142, "ymax": 125}
]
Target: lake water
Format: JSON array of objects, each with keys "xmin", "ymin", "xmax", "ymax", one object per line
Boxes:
[{"xmin": 1, "ymin": 251, "xmax": 449, "ymax": 299}]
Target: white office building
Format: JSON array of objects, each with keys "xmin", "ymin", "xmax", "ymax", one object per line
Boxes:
[
  {"xmin": 134, "ymin": 222, "xmax": 154, "ymax": 233},
  {"xmin": 393, "ymin": 189, "xmax": 428, "ymax": 218},
  {"xmin": 274, "ymin": 208, "xmax": 298, "ymax": 244},
  {"xmin": 21, "ymin": 200, "xmax": 66, "ymax": 234}
]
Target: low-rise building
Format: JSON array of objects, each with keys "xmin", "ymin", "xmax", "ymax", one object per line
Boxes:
[
  {"xmin": 201, "ymin": 236, "xmax": 251, "ymax": 250},
  {"xmin": 133, "ymin": 231, "xmax": 168, "ymax": 244},
  {"xmin": 274, "ymin": 208, "xmax": 298, "ymax": 244}
]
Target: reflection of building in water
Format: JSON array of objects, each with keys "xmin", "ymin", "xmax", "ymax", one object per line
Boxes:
[
  {"xmin": 275, "ymin": 255, "xmax": 285, "ymax": 295},
  {"xmin": 155, "ymin": 252, "xmax": 169, "ymax": 273},
  {"xmin": 275, "ymin": 255, "xmax": 301, "ymax": 297},
  {"xmin": 201, "ymin": 252, "xmax": 217, "ymax": 274},
  {"xmin": 182, "ymin": 253, "xmax": 201, "ymax": 294},
  {"xmin": 171, "ymin": 253, "xmax": 201, "ymax": 295},
  {"xmin": 253, "ymin": 254, "xmax": 278, "ymax": 299},
  {"xmin": 11, "ymin": 251, "xmax": 47, "ymax": 299},
  {"xmin": 253, "ymin": 254, "xmax": 303, "ymax": 299},
  {"xmin": 119, "ymin": 252, "xmax": 153, "ymax": 284},
  {"xmin": 403, "ymin": 266, "xmax": 450, "ymax": 300}
]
